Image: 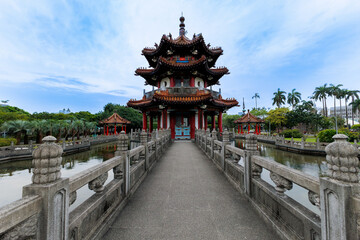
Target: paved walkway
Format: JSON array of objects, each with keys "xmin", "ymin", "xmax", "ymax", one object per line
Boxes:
[{"xmin": 104, "ymin": 142, "xmax": 277, "ymax": 240}]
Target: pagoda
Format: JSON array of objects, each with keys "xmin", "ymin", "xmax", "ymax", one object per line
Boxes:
[
  {"xmin": 128, "ymin": 16, "xmax": 238, "ymax": 140},
  {"xmin": 100, "ymin": 113, "xmax": 131, "ymax": 135}
]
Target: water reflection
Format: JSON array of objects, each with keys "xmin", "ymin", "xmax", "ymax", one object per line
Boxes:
[
  {"xmin": 235, "ymin": 139, "xmax": 327, "ymax": 177},
  {"xmin": 235, "ymin": 139, "xmax": 327, "ymax": 215},
  {"xmin": 0, "ymin": 143, "xmax": 117, "ymax": 208}
]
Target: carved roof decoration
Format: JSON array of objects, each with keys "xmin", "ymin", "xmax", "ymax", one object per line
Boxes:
[
  {"xmin": 100, "ymin": 113, "xmax": 131, "ymax": 125},
  {"xmin": 234, "ymin": 110, "xmax": 265, "ymax": 124},
  {"xmin": 127, "ymin": 90, "xmax": 238, "ymax": 109}
]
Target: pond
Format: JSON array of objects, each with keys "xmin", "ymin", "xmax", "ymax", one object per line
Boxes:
[
  {"xmin": 0, "ymin": 142, "xmax": 117, "ymax": 209},
  {"xmin": 235, "ymin": 139, "xmax": 326, "ymax": 214}
]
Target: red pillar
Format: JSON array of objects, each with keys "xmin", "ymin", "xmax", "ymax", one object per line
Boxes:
[
  {"xmin": 103, "ymin": 126, "xmax": 106, "ymax": 135},
  {"xmin": 212, "ymin": 115, "xmax": 215, "ymax": 130},
  {"xmin": 114, "ymin": 124, "xmax": 117, "ymax": 135},
  {"xmin": 255, "ymin": 124, "xmax": 258, "ymax": 135},
  {"xmin": 142, "ymin": 112, "xmax": 147, "ymax": 130},
  {"xmin": 238, "ymin": 125, "xmax": 240, "ymax": 134},
  {"xmin": 198, "ymin": 109, "xmax": 202, "ymax": 129},
  {"xmin": 106, "ymin": 125, "xmax": 109, "ymax": 135},
  {"xmin": 204, "ymin": 113, "xmax": 207, "ymax": 130},
  {"xmin": 219, "ymin": 112, "xmax": 223, "ymax": 133},
  {"xmin": 259, "ymin": 125, "xmax": 261, "ymax": 135},
  {"xmin": 241, "ymin": 124, "xmax": 244, "ymax": 134},
  {"xmin": 157, "ymin": 113, "xmax": 161, "ymax": 130},
  {"xmin": 162, "ymin": 109, "xmax": 167, "ymax": 129},
  {"xmin": 248, "ymin": 123, "xmax": 250, "ymax": 134},
  {"xmin": 124, "ymin": 125, "xmax": 127, "ymax": 133},
  {"xmin": 149, "ymin": 115, "xmax": 153, "ymax": 132}
]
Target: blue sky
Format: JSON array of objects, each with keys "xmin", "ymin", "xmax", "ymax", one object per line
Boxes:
[{"xmin": 0, "ymin": 0, "xmax": 359, "ymax": 114}]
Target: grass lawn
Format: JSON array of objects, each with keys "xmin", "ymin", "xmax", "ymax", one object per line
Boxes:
[
  {"xmin": 284, "ymin": 137, "xmax": 360, "ymax": 145},
  {"xmin": 284, "ymin": 137, "xmax": 316, "ymax": 142}
]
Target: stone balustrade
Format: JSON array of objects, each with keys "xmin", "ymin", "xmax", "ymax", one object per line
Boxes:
[
  {"xmin": 0, "ymin": 130, "xmax": 172, "ymax": 240},
  {"xmin": 195, "ymin": 129, "xmax": 360, "ymax": 240},
  {"xmin": 0, "ymin": 134, "xmax": 121, "ymax": 162}
]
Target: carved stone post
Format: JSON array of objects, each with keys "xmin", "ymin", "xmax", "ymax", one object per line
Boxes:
[
  {"xmin": 244, "ymin": 134, "xmax": 261, "ymax": 197},
  {"xmin": 301, "ymin": 137, "xmax": 305, "ymax": 149},
  {"xmin": 320, "ymin": 134, "xmax": 360, "ymax": 240},
  {"xmin": 140, "ymin": 130, "xmax": 149, "ymax": 170},
  {"xmin": 211, "ymin": 129, "xmax": 217, "ymax": 159},
  {"xmin": 22, "ymin": 136, "xmax": 69, "ymax": 240},
  {"xmin": 221, "ymin": 129, "xmax": 230, "ymax": 170},
  {"xmin": 316, "ymin": 137, "xmax": 320, "ymax": 150},
  {"xmin": 114, "ymin": 131, "xmax": 129, "ymax": 195}
]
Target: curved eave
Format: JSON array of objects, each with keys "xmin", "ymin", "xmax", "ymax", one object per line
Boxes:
[
  {"xmin": 142, "ymin": 34, "xmax": 223, "ymax": 67},
  {"xmin": 127, "ymin": 98, "xmax": 154, "ymax": 109},
  {"xmin": 212, "ymin": 99, "xmax": 239, "ymax": 108}
]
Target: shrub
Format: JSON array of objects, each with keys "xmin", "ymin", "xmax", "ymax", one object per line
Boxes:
[
  {"xmin": 0, "ymin": 137, "xmax": 17, "ymax": 147},
  {"xmin": 281, "ymin": 129, "xmax": 303, "ymax": 138},
  {"xmin": 318, "ymin": 129, "xmax": 337, "ymax": 143},
  {"xmin": 346, "ymin": 132, "xmax": 360, "ymax": 142},
  {"xmin": 351, "ymin": 124, "xmax": 360, "ymax": 131}
]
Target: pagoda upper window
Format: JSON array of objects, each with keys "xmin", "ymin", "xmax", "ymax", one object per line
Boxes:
[
  {"xmin": 160, "ymin": 77, "xmax": 170, "ymax": 89},
  {"xmin": 174, "ymin": 77, "xmax": 181, "ymax": 87},
  {"xmin": 195, "ymin": 77, "xmax": 204, "ymax": 89}
]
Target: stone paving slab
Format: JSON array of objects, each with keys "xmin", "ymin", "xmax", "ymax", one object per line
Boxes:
[{"xmin": 104, "ymin": 142, "xmax": 278, "ymax": 240}]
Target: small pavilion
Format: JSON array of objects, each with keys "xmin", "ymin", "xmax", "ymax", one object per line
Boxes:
[
  {"xmin": 234, "ymin": 110, "xmax": 265, "ymax": 135},
  {"xmin": 100, "ymin": 113, "xmax": 131, "ymax": 135}
]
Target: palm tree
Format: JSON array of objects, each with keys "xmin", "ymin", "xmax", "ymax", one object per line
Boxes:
[
  {"xmin": 287, "ymin": 89, "xmax": 301, "ymax": 109},
  {"xmin": 71, "ymin": 120, "xmax": 84, "ymax": 140},
  {"xmin": 84, "ymin": 122, "xmax": 97, "ymax": 137},
  {"xmin": 252, "ymin": 93, "xmax": 260, "ymax": 109},
  {"xmin": 272, "ymin": 88, "xmax": 286, "ymax": 108},
  {"xmin": 1, "ymin": 120, "xmax": 30, "ymax": 144},
  {"xmin": 346, "ymin": 90, "xmax": 360, "ymax": 126},
  {"xmin": 328, "ymin": 84, "xmax": 343, "ymax": 118},
  {"xmin": 312, "ymin": 84, "xmax": 328, "ymax": 116},
  {"xmin": 338, "ymin": 88, "xmax": 347, "ymax": 120},
  {"xmin": 28, "ymin": 120, "xmax": 49, "ymax": 143},
  {"xmin": 350, "ymin": 99, "xmax": 360, "ymax": 126}
]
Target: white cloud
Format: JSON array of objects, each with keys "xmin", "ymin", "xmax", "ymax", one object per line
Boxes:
[{"xmin": 0, "ymin": 0, "xmax": 359, "ymax": 111}]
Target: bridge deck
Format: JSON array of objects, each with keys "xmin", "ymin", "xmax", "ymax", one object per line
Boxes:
[{"xmin": 104, "ymin": 142, "xmax": 277, "ymax": 240}]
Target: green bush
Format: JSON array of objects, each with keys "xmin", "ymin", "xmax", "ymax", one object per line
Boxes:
[
  {"xmin": 281, "ymin": 129, "xmax": 303, "ymax": 138},
  {"xmin": 0, "ymin": 138, "xmax": 17, "ymax": 147},
  {"xmin": 351, "ymin": 124, "xmax": 360, "ymax": 131},
  {"xmin": 344, "ymin": 131, "xmax": 360, "ymax": 142},
  {"xmin": 318, "ymin": 129, "xmax": 337, "ymax": 143}
]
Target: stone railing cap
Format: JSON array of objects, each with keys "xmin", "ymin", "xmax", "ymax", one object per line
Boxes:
[
  {"xmin": 42, "ymin": 136, "xmax": 57, "ymax": 142},
  {"xmin": 333, "ymin": 134, "xmax": 348, "ymax": 141}
]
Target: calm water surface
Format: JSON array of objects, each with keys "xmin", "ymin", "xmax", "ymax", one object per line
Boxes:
[
  {"xmin": 235, "ymin": 139, "xmax": 326, "ymax": 214},
  {"xmin": 1, "ymin": 140, "xmax": 326, "ymax": 214},
  {"xmin": 0, "ymin": 143, "xmax": 117, "ymax": 208}
]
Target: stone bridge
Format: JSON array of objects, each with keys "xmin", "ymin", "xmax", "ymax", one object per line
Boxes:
[{"xmin": 0, "ymin": 129, "xmax": 359, "ymax": 240}]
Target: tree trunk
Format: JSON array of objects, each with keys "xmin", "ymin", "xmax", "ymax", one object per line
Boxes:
[
  {"xmin": 339, "ymin": 98, "xmax": 342, "ymax": 119},
  {"xmin": 345, "ymin": 99, "xmax": 349, "ymax": 127},
  {"xmin": 333, "ymin": 96, "xmax": 336, "ymax": 118},
  {"xmin": 16, "ymin": 132, "xmax": 21, "ymax": 145},
  {"xmin": 352, "ymin": 96, "xmax": 355, "ymax": 126},
  {"xmin": 24, "ymin": 132, "xmax": 29, "ymax": 144},
  {"xmin": 325, "ymin": 97, "xmax": 328, "ymax": 117}
]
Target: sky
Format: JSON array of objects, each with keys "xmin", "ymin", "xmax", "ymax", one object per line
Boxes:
[{"xmin": 0, "ymin": 0, "xmax": 359, "ymax": 114}]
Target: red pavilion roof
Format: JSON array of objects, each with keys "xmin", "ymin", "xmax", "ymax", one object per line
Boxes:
[
  {"xmin": 100, "ymin": 113, "xmax": 131, "ymax": 125},
  {"xmin": 234, "ymin": 110, "xmax": 265, "ymax": 124}
]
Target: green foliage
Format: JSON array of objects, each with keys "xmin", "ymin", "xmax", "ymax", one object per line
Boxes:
[
  {"xmin": 346, "ymin": 131, "xmax": 360, "ymax": 142},
  {"xmin": 351, "ymin": 124, "xmax": 360, "ymax": 131},
  {"xmin": 223, "ymin": 113, "xmax": 241, "ymax": 129},
  {"xmin": 318, "ymin": 129, "xmax": 337, "ymax": 143},
  {"xmin": 250, "ymin": 107, "xmax": 268, "ymax": 118},
  {"xmin": 0, "ymin": 138, "xmax": 17, "ymax": 147},
  {"xmin": 281, "ymin": 129, "xmax": 303, "ymax": 138},
  {"xmin": 266, "ymin": 108, "xmax": 289, "ymax": 132},
  {"xmin": 285, "ymin": 101, "xmax": 323, "ymax": 132},
  {"xmin": 97, "ymin": 103, "xmax": 142, "ymax": 129}
]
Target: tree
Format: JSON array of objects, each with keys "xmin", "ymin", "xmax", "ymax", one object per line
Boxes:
[
  {"xmin": 287, "ymin": 89, "xmax": 301, "ymax": 109},
  {"xmin": 350, "ymin": 99, "xmax": 360, "ymax": 126},
  {"xmin": 266, "ymin": 108, "xmax": 289, "ymax": 133},
  {"xmin": 1, "ymin": 120, "xmax": 31, "ymax": 144},
  {"xmin": 222, "ymin": 114, "xmax": 241, "ymax": 130},
  {"xmin": 346, "ymin": 90, "xmax": 360, "ymax": 126},
  {"xmin": 286, "ymin": 101, "xmax": 322, "ymax": 132},
  {"xmin": 313, "ymin": 84, "xmax": 328, "ymax": 116},
  {"xmin": 328, "ymin": 84, "xmax": 343, "ymax": 118},
  {"xmin": 272, "ymin": 88, "xmax": 286, "ymax": 108},
  {"xmin": 252, "ymin": 93, "xmax": 260, "ymax": 109},
  {"xmin": 250, "ymin": 107, "xmax": 268, "ymax": 119}
]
